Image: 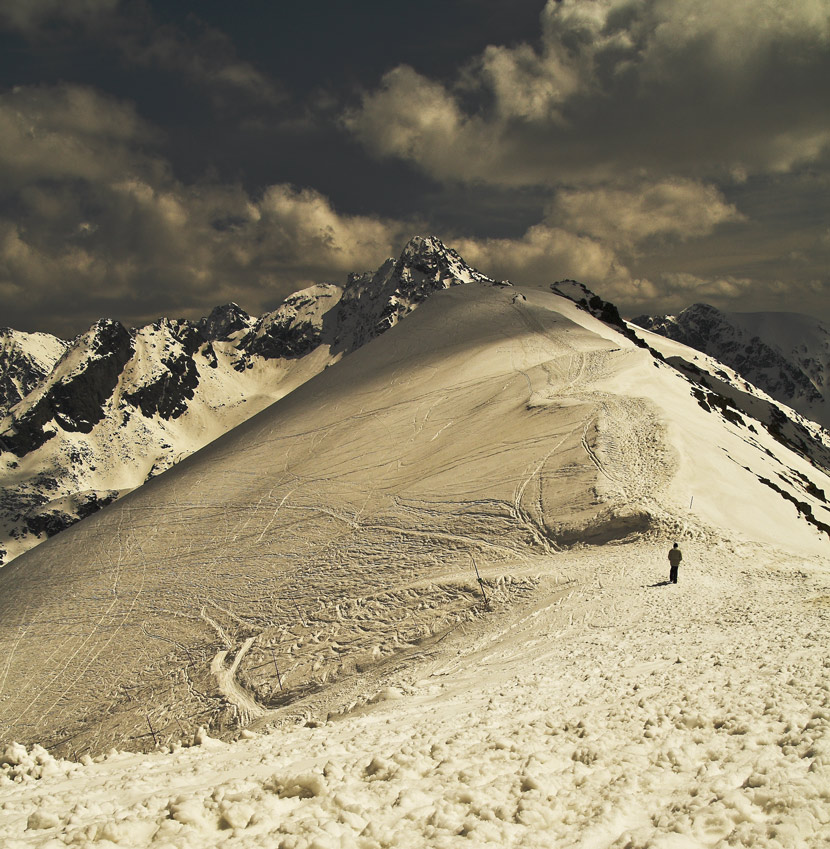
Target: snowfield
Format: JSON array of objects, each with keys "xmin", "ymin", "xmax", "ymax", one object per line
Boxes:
[
  {"xmin": 1, "ymin": 280, "xmax": 829, "ymax": 847},
  {"xmin": 2, "ymin": 539, "xmax": 829, "ymax": 848}
]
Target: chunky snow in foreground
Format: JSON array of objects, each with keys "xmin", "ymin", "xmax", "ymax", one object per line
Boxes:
[{"xmin": 2, "ymin": 539, "xmax": 829, "ymax": 848}]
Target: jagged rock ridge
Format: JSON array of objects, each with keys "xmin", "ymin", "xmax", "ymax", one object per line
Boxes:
[
  {"xmin": 633, "ymin": 304, "xmax": 830, "ymax": 430},
  {"xmin": 0, "ymin": 237, "xmax": 503, "ymax": 565}
]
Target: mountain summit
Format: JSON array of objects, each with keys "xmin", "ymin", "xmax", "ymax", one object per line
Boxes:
[
  {"xmin": 0, "ymin": 237, "xmax": 503, "ymax": 565},
  {"xmin": 0, "ymin": 250, "xmax": 828, "ymax": 756}
]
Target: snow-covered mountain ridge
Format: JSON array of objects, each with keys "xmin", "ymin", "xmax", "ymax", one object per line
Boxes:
[
  {"xmin": 2, "ymin": 244, "xmax": 830, "ymax": 848},
  {"xmin": 0, "ymin": 328, "xmax": 69, "ymax": 413},
  {"xmin": 632, "ymin": 303, "xmax": 830, "ymax": 430},
  {"xmin": 1, "ymin": 252, "xmax": 830, "ymax": 848},
  {"xmin": 0, "ymin": 237, "xmax": 499, "ymax": 565},
  {"xmin": 1, "ymin": 264, "xmax": 829, "ymax": 759}
]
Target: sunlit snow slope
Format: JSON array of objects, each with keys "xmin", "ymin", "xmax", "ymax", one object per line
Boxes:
[{"xmin": 0, "ymin": 282, "xmax": 828, "ymax": 758}]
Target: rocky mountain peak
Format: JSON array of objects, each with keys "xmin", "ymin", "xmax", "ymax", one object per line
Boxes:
[
  {"xmin": 334, "ymin": 236, "xmax": 501, "ymax": 352},
  {"xmin": 396, "ymin": 235, "xmax": 494, "ymax": 288},
  {"xmin": 198, "ymin": 303, "xmax": 253, "ymax": 341},
  {"xmin": 633, "ymin": 304, "xmax": 828, "ymax": 429}
]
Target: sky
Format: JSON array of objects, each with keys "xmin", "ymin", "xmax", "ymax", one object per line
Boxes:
[{"xmin": 0, "ymin": 0, "xmax": 828, "ymax": 337}]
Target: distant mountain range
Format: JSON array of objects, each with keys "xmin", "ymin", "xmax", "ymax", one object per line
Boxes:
[
  {"xmin": 632, "ymin": 304, "xmax": 830, "ymax": 430},
  {"xmin": 0, "ymin": 237, "xmax": 496, "ymax": 565},
  {"xmin": 1, "ymin": 239, "xmax": 829, "ymax": 569}
]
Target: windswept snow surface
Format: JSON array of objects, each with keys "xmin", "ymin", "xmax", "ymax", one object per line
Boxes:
[
  {"xmin": 1, "ymin": 283, "xmax": 829, "ymax": 847},
  {"xmin": 2, "ymin": 542, "xmax": 829, "ymax": 848}
]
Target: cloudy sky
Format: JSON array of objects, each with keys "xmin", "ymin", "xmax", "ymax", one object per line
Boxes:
[{"xmin": 1, "ymin": 0, "xmax": 828, "ymax": 337}]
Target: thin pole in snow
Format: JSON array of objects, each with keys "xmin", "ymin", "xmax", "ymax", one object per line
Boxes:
[
  {"xmin": 272, "ymin": 650, "xmax": 284, "ymax": 691},
  {"xmin": 689, "ymin": 495, "xmax": 694, "ymax": 509},
  {"xmin": 472, "ymin": 555, "xmax": 489, "ymax": 608}
]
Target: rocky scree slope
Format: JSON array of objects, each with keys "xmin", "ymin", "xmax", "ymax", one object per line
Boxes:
[
  {"xmin": 0, "ymin": 236, "xmax": 498, "ymax": 566},
  {"xmin": 633, "ymin": 303, "xmax": 830, "ymax": 430}
]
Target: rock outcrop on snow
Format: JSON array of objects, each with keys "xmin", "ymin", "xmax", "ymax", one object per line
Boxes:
[
  {"xmin": 334, "ymin": 235, "xmax": 500, "ymax": 351},
  {"xmin": 632, "ymin": 303, "xmax": 830, "ymax": 430},
  {"xmin": 0, "ymin": 237, "xmax": 505, "ymax": 565},
  {"xmin": 551, "ymin": 280, "xmax": 648, "ymax": 349},
  {"xmin": 0, "ymin": 328, "xmax": 69, "ymax": 415}
]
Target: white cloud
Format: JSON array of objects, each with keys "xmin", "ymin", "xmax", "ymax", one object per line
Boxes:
[
  {"xmin": 346, "ymin": 0, "xmax": 830, "ymax": 185},
  {"xmin": 256, "ymin": 185, "xmax": 406, "ymax": 273},
  {"xmin": 452, "ymin": 224, "xmax": 660, "ymax": 308},
  {"xmin": 0, "ymin": 84, "xmax": 411, "ymax": 334},
  {"xmin": 344, "ymin": 66, "xmax": 486, "ymax": 182},
  {"xmin": 659, "ymin": 271, "xmax": 756, "ymax": 301},
  {"xmin": 547, "ymin": 180, "xmax": 745, "ymax": 250},
  {"xmin": 455, "ymin": 225, "xmax": 622, "ymax": 286}
]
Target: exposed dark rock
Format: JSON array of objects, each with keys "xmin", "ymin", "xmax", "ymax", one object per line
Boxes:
[
  {"xmin": 335, "ymin": 236, "xmax": 499, "ymax": 353},
  {"xmin": 0, "ymin": 320, "xmax": 134, "ymax": 456},
  {"xmin": 124, "ymin": 352, "xmax": 200, "ymax": 419},
  {"xmin": 241, "ymin": 287, "xmax": 341, "ymax": 361},
  {"xmin": 198, "ymin": 303, "xmax": 253, "ymax": 341},
  {"xmin": 756, "ymin": 475, "xmax": 830, "ymax": 537},
  {"xmin": 633, "ymin": 304, "xmax": 825, "ymax": 418},
  {"xmin": 124, "ymin": 320, "xmax": 203, "ymax": 420},
  {"xmin": 23, "ymin": 491, "xmax": 119, "ymax": 539},
  {"xmin": 24, "ymin": 509, "xmax": 77, "ymax": 538},
  {"xmin": 551, "ymin": 281, "xmax": 655, "ymax": 353},
  {"xmin": 670, "ymin": 356, "xmax": 830, "ymax": 475}
]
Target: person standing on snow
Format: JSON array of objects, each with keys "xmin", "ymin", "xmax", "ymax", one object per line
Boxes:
[{"xmin": 668, "ymin": 543, "xmax": 682, "ymax": 584}]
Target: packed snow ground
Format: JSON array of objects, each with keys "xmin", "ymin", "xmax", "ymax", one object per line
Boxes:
[
  {"xmin": 2, "ymin": 536, "xmax": 829, "ymax": 848},
  {"xmin": 1, "ymin": 282, "xmax": 829, "ymax": 847}
]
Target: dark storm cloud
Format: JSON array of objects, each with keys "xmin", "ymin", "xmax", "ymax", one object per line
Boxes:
[
  {"xmin": 0, "ymin": 0, "xmax": 281, "ymax": 107},
  {"xmin": 116, "ymin": 13, "xmax": 284, "ymax": 108},
  {"xmin": 0, "ymin": 0, "xmax": 828, "ymax": 334},
  {"xmin": 347, "ymin": 0, "xmax": 830, "ymax": 184},
  {"xmin": 344, "ymin": 0, "xmax": 830, "ymax": 318},
  {"xmin": 0, "ymin": 0, "xmax": 119, "ymax": 32}
]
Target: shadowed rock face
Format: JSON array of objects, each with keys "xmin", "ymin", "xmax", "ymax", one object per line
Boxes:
[
  {"xmin": 1, "ymin": 320, "xmax": 134, "ymax": 456},
  {"xmin": 123, "ymin": 321, "xmax": 204, "ymax": 420},
  {"xmin": 197, "ymin": 303, "xmax": 254, "ymax": 341},
  {"xmin": 633, "ymin": 304, "xmax": 829, "ymax": 428},
  {"xmin": 240, "ymin": 285, "xmax": 343, "ymax": 363}
]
